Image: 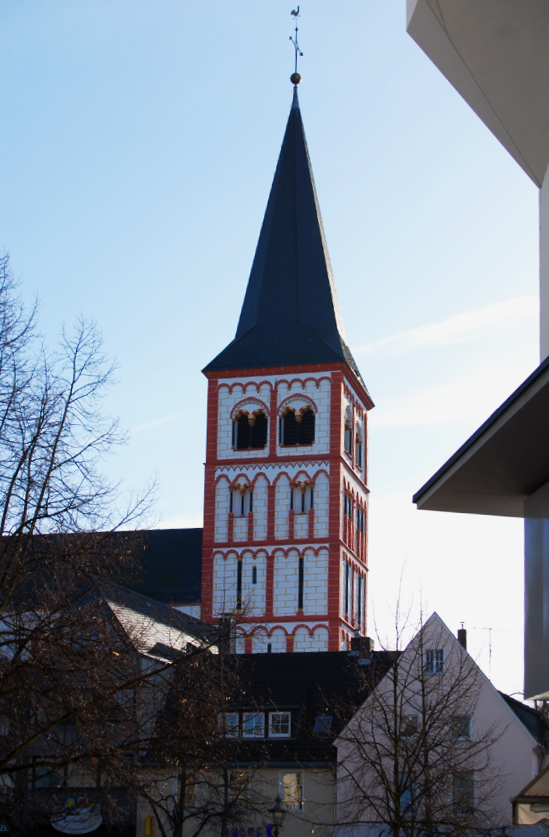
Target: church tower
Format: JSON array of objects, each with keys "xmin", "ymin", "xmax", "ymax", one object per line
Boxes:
[{"xmin": 201, "ymin": 86, "xmax": 373, "ymax": 653}]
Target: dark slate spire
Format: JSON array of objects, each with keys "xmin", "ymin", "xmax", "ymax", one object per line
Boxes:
[{"xmin": 204, "ymin": 89, "xmax": 366, "ymax": 389}]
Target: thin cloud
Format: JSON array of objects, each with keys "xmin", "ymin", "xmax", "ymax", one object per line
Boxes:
[
  {"xmin": 131, "ymin": 411, "xmax": 185, "ymax": 434},
  {"xmin": 354, "ymin": 296, "xmax": 537, "ymax": 358},
  {"xmin": 370, "ymin": 358, "xmax": 533, "ymax": 428}
]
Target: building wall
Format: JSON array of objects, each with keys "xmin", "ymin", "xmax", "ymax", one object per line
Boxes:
[{"xmin": 335, "ymin": 615, "xmax": 539, "ymax": 828}]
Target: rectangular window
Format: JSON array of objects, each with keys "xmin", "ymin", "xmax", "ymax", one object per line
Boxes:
[
  {"xmin": 242, "ymin": 712, "xmax": 265, "ymax": 738},
  {"xmin": 218, "ymin": 712, "xmax": 239, "ymax": 738},
  {"xmin": 280, "ymin": 771, "xmax": 303, "ymax": 810},
  {"xmin": 453, "ymin": 771, "xmax": 475, "ymax": 815},
  {"xmin": 425, "ymin": 648, "xmax": 444, "ymax": 674},
  {"xmin": 401, "ymin": 714, "xmax": 419, "ymax": 738},
  {"xmin": 269, "ymin": 711, "xmax": 291, "ymax": 737},
  {"xmin": 357, "ymin": 576, "xmax": 362, "ymax": 629},
  {"xmin": 252, "ymin": 565, "xmax": 257, "ymax": 585},
  {"xmin": 229, "ymin": 770, "xmax": 249, "ymax": 807},
  {"xmin": 298, "ymin": 556, "xmax": 304, "ymax": 611},
  {"xmin": 344, "ymin": 562, "xmax": 349, "ymax": 617},
  {"xmin": 451, "ymin": 714, "xmax": 472, "ymax": 740}
]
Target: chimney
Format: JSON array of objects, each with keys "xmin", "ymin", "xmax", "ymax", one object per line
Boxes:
[
  {"xmin": 350, "ymin": 636, "xmax": 374, "ymax": 657},
  {"xmin": 458, "ymin": 625, "xmax": 467, "ymax": 650},
  {"xmin": 218, "ymin": 615, "xmax": 236, "ymax": 655}
]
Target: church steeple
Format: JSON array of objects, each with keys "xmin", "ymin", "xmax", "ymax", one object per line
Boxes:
[
  {"xmin": 201, "ymin": 88, "xmax": 373, "ymax": 655},
  {"xmin": 204, "ymin": 90, "xmax": 366, "ymax": 390}
]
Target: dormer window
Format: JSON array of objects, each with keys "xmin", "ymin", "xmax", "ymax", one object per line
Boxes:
[
  {"xmin": 233, "ymin": 411, "xmax": 268, "ymax": 450},
  {"xmin": 280, "ymin": 407, "xmax": 315, "ymax": 446}
]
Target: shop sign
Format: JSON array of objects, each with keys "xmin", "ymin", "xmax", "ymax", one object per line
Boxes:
[{"xmin": 51, "ymin": 797, "xmax": 102, "ymax": 834}]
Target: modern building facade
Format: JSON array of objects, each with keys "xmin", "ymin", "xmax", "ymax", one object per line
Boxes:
[
  {"xmin": 407, "ymin": 0, "xmax": 549, "ymax": 699},
  {"xmin": 200, "ymin": 86, "xmax": 373, "ymax": 653}
]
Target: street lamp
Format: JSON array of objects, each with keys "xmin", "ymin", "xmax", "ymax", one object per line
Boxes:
[{"xmin": 268, "ymin": 795, "xmax": 287, "ymax": 837}]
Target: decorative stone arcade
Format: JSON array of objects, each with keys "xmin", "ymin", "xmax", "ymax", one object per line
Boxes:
[{"xmin": 201, "ymin": 87, "xmax": 373, "ymax": 653}]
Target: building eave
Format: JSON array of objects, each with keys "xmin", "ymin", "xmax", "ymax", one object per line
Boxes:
[
  {"xmin": 413, "ymin": 355, "xmax": 549, "ymax": 516},
  {"xmin": 406, "ymin": 0, "xmax": 549, "ymax": 186}
]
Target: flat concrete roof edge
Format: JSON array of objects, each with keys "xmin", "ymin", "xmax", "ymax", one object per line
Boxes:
[{"xmin": 413, "ymin": 355, "xmax": 549, "ymax": 506}]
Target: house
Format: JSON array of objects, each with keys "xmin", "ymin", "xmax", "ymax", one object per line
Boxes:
[
  {"xmin": 407, "ymin": 0, "xmax": 549, "ymax": 699},
  {"xmin": 334, "ymin": 614, "xmax": 545, "ymax": 835},
  {"xmin": 135, "ymin": 648, "xmax": 396, "ymax": 837}
]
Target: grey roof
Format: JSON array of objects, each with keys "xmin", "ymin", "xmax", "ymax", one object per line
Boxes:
[
  {"xmin": 203, "ymin": 89, "xmax": 368, "ymax": 393},
  {"xmin": 126, "ymin": 528, "xmax": 202, "ymax": 604}
]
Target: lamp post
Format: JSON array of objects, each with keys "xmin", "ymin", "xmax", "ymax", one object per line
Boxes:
[{"xmin": 268, "ymin": 795, "xmax": 287, "ymax": 837}]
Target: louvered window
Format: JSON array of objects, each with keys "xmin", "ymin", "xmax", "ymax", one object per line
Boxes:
[
  {"xmin": 233, "ymin": 412, "xmax": 268, "ymax": 450},
  {"xmin": 280, "ymin": 408, "xmax": 315, "ymax": 446}
]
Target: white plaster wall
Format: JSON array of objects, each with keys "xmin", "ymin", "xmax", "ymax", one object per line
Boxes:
[
  {"xmin": 253, "ymin": 475, "xmax": 268, "ymax": 542},
  {"xmin": 214, "ymin": 478, "xmax": 230, "ymax": 543},
  {"xmin": 294, "ymin": 511, "xmax": 309, "ymax": 540},
  {"xmin": 213, "ymin": 553, "xmax": 237, "ymax": 616},
  {"xmin": 217, "ymin": 381, "xmax": 272, "ymax": 460},
  {"xmin": 235, "ymin": 630, "xmax": 246, "ymax": 654},
  {"xmin": 252, "ymin": 628, "xmax": 268, "ymax": 653},
  {"xmin": 233, "ymin": 515, "xmax": 248, "ymax": 542},
  {"xmin": 273, "ymin": 549, "xmax": 299, "ymax": 615},
  {"xmin": 241, "ymin": 550, "xmax": 266, "ymax": 617},
  {"xmin": 293, "ymin": 626, "xmax": 313, "ymax": 652},
  {"xmin": 270, "ymin": 628, "xmax": 287, "ymax": 653},
  {"xmin": 304, "ymin": 547, "xmax": 328, "ymax": 615},
  {"xmin": 277, "ymin": 376, "xmax": 331, "ymax": 456},
  {"xmin": 275, "ymin": 475, "xmax": 291, "ymax": 540},
  {"xmin": 314, "ymin": 472, "xmax": 330, "ymax": 538},
  {"xmin": 310, "ymin": 626, "xmax": 329, "ymax": 651}
]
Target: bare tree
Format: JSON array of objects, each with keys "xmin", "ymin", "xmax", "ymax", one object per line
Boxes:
[
  {"xmin": 0, "ymin": 254, "xmax": 157, "ymax": 832},
  {"xmin": 109, "ymin": 649, "xmax": 270, "ymax": 837},
  {"xmin": 335, "ymin": 613, "xmax": 502, "ymax": 837}
]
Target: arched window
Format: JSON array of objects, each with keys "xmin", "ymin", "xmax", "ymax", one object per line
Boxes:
[
  {"xmin": 229, "ymin": 487, "xmax": 253, "ymax": 517},
  {"xmin": 251, "ymin": 412, "xmax": 268, "ymax": 448},
  {"xmin": 299, "ymin": 408, "xmax": 315, "ymax": 445},
  {"xmin": 355, "ymin": 429, "xmax": 363, "ymax": 468},
  {"xmin": 280, "ymin": 408, "xmax": 315, "ymax": 446},
  {"xmin": 290, "ymin": 485, "xmax": 314, "ymax": 514},
  {"xmin": 344, "ymin": 420, "xmax": 353, "ymax": 456},
  {"xmin": 233, "ymin": 412, "xmax": 268, "ymax": 450}
]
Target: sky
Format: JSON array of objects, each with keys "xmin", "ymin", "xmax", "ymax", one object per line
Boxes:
[{"xmin": 0, "ymin": 2, "xmax": 540, "ymax": 697}]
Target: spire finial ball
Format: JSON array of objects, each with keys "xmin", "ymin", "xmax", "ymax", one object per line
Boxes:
[{"xmin": 290, "ymin": 72, "xmax": 301, "ymax": 85}]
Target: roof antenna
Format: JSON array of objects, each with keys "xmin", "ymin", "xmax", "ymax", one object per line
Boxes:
[{"xmin": 289, "ymin": 7, "xmax": 303, "ymax": 86}]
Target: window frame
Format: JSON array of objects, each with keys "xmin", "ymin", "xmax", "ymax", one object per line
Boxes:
[
  {"xmin": 453, "ymin": 771, "xmax": 475, "ymax": 815},
  {"xmin": 269, "ymin": 711, "xmax": 291, "ymax": 738},
  {"xmin": 401, "ymin": 713, "xmax": 420, "ymax": 738},
  {"xmin": 425, "ymin": 648, "xmax": 445, "ymax": 675},
  {"xmin": 451, "ymin": 714, "xmax": 472, "ymax": 740},
  {"xmin": 279, "ymin": 770, "xmax": 304, "ymax": 811},
  {"xmin": 242, "ymin": 711, "xmax": 265, "ymax": 739},
  {"xmin": 218, "ymin": 712, "xmax": 239, "ymax": 738}
]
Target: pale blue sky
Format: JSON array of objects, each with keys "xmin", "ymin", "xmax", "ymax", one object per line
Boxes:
[{"xmin": 0, "ymin": 2, "xmax": 539, "ymax": 694}]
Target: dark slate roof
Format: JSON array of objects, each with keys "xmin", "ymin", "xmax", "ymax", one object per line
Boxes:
[
  {"xmin": 204, "ymin": 89, "xmax": 367, "ymax": 392},
  {"xmin": 223, "ymin": 650, "xmax": 397, "ymax": 765},
  {"xmin": 500, "ymin": 692, "xmax": 547, "ymax": 745},
  {"xmin": 125, "ymin": 528, "xmax": 203, "ymax": 605}
]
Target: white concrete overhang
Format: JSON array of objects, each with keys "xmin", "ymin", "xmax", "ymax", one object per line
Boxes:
[
  {"xmin": 406, "ymin": 0, "xmax": 549, "ymax": 186},
  {"xmin": 413, "ymin": 356, "xmax": 549, "ymax": 516}
]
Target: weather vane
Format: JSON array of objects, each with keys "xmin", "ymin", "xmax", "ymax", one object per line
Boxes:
[{"xmin": 289, "ymin": 7, "xmax": 303, "ymax": 85}]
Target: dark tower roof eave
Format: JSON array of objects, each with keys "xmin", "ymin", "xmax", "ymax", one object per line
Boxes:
[{"xmin": 203, "ymin": 89, "xmax": 368, "ymax": 393}]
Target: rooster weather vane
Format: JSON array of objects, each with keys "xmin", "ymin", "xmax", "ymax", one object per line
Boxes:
[{"xmin": 290, "ymin": 7, "xmax": 303, "ymax": 85}]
